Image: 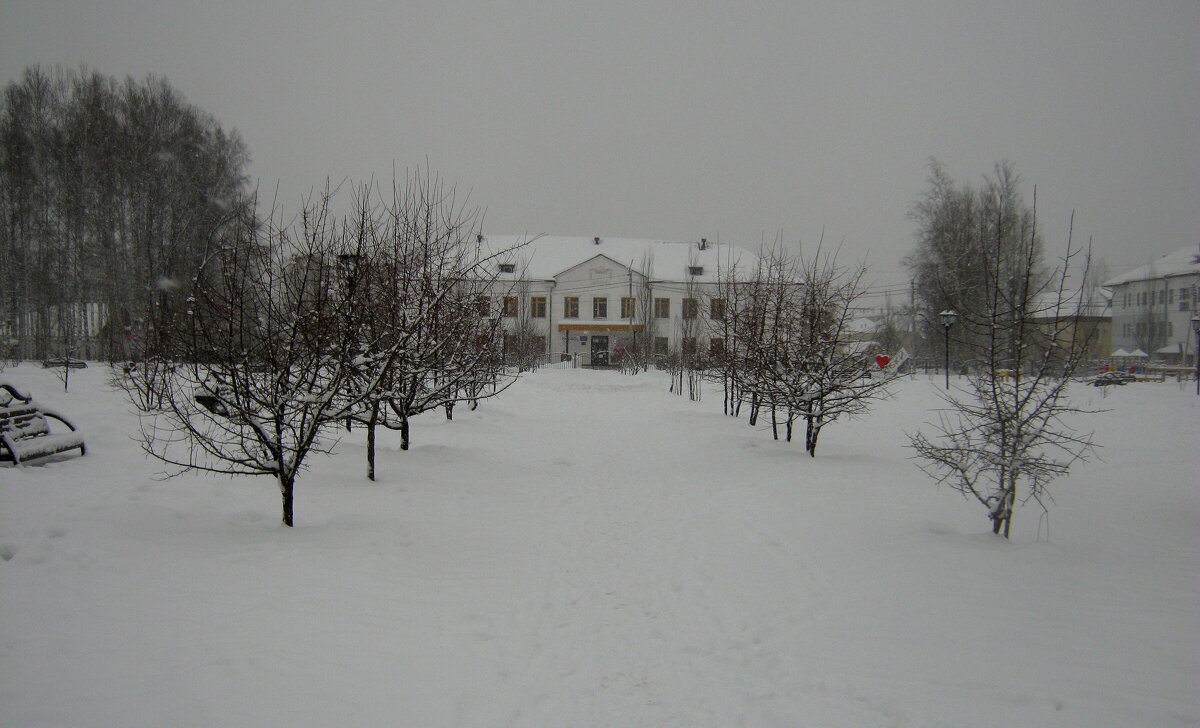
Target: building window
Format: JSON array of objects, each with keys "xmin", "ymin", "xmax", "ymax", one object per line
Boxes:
[
  {"xmin": 682, "ymin": 298, "xmax": 698, "ymax": 319},
  {"xmin": 476, "ymin": 296, "xmax": 490, "ymax": 317},
  {"xmin": 502, "ymin": 296, "xmax": 517, "ymax": 317},
  {"xmin": 654, "ymin": 298, "xmax": 670, "ymax": 318},
  {"xmin": 564, "ymin": 296, "xmax": 579, "ymax": 318},
  {"xmin": 530, "ymin": 296, "xmax": 546, "ymax": 318},
  {"xmin": 654, "ymin": 337, "xmax": 669, "ymax": 356},
  {"xmin": 688, "ymin": 265, "xmax": 704, "ymax": 276},
  {"xmin": 621, "ymin": 296, "xmax": 636, "ymax": 319},
  {"xmin": 499, "ymin": 263, "xmax": 515, "ymax": 274},
  {"xmin": 593, "ymin": 297, "xmax": 608, "ymax": 319},
  {"xmin": 682, "ymin": 337, "xmax": 698, "ymax": 357},
  {"xmin": 710, "ymin": 298, "xmax": 726, "ymax": 321},
  {"xmin": 710, "ymin": 337, "xmax": 725, "ymax": 356}
]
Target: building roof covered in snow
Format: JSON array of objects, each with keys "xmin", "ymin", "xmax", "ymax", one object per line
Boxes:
[
  {"xmin": 478, "ymin": 235, "xmax": 758, "ymax": 283},
  {"xmin": 1102, "ymin": 245, "xmax": 1200, "ymax": 287}
]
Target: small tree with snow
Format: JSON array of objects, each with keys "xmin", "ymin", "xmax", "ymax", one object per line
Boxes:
[{"xmin": 909, "ymin": 198, "xmax": 1098, "ymax": 539}]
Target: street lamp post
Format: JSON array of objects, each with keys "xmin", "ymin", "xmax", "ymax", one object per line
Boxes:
[
  {"xmin": 940, "ymin": 309, "xmax": 958, "ymax": 390},
  {"xmin": 186, "ymin": 295, "xmax": 196, "ymax": 364},
  {"xmin": 1191, "ymin": 314, "xmax": 1200, "ymax": 395}
]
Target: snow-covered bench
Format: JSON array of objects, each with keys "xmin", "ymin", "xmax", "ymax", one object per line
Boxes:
[{"xmin": 0, "ymin": 382, "xmax": 86, "ymax": 465}]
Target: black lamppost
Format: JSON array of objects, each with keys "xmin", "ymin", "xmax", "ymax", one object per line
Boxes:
[
  {"xmin": 940, "ymin": 309, "xmax": 957, "ymax": 389},
  {"xmin": 186, "ymin": 294, "xmax": 196, "ymax": 363},
  {"xmin": 1191, "ymin": 314, "xmax": 1200, "ymax": 395}
]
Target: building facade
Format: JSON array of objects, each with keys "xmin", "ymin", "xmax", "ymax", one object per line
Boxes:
[
  {"xmin": 479, "ymin": 236, "xmax": 755, "ymax": 366},
  {"xmin": 1104, "ymin": 245, "xmax": 1200, "ymax": 362}
]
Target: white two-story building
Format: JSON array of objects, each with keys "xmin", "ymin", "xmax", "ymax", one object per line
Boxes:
[
  {"xmin": 1104, "ymin": 245, "xmax": 1200, "ymax": 362},
  {"xmin": 479, "ymin": 235, "xmax": 757, "ymax": 366}
]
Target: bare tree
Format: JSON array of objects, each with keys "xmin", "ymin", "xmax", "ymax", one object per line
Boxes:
[
  {"xmin": 118, "ymin": 191, "xmax": 395, "ymax": 526},
  {"xmin": 909, "ymin": 205, "xmax": 1099, "ymax": 539}
]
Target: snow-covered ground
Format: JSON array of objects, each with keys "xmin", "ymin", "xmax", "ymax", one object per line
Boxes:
[{"xmin": 1, "ymin": 364, "xmax": 1197, "ymax": 727}]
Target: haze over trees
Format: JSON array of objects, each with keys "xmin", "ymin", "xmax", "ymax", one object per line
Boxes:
[
  {"xmin": 0, "ymin": 65, "xmax": 251, "ymax": 361},
  {"xmin": 904, "ymin": 159, "xmax": 1045, "ymax": 364}
]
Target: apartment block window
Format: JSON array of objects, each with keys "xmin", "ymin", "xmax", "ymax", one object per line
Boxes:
[
  {"xmin": 710, "ymin": 298, "xmax": 726, "ymax": 321},
  {"xmin": 682, "ymin": 337, "xmax": 698, "ymax": 357},
  {"xmin": 654, "ymin": 337, "xmax": 669, "ymax": 356},
  {"xmin": 530, "ymin": 296, "xmax": 547, "ymax": 318},
  {"xmin": 593, "ymin": 297, "xmax": 608, "ymax": 319},
  {"xmin": 710, "ymin": 337, "xmax": 725, "ymax": 356},
  {"xmin": 621, "ymin": 296, "xmax": 636, "ymax": 319},
  {"xmin": 654, "ymin": 297, "xmax": 670, "ymax": 318},
  {"xmin": 682, "ymin": 297, "xmax": 698, "ymax": 319},
  {"xmin": 502, "ymin": 296, "xmax": 517, "ymax": 317},
  {"xmin": 475, "ymin": 296, "xmax": 490, "ymax": 317},
  {"xmin": 564, "ymin": 296, "xmax": 579, "ymax": 318},
  {"xmin": 499, "ymin": 263, "xmax": 515, "ymax": 274},
  {"xmin": 687, "ymin": 265, "xmax": 704, "ymax": 276}
]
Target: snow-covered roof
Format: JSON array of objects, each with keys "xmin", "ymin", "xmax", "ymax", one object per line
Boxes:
[
  {"xmin": 846, "ymin": 317, "xmax": 878, "ymax": 335},
  {"xmin": 1102, "ymin": 246, "xmax": 1200, "ymax": 287},
  {"xmin": 478, "ymin": 235, "xmax": 758, "ymax": 282}
]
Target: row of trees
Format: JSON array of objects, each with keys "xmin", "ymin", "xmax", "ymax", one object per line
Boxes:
[
  {"xmin": 1, "ymin": 65, "xmax": 251, "ymax": 360},
  {"xmin": 631, "ymin": 241, "xmax": 900, "ymax": 458},
  {"xmin": 120, "ymin": 173, "xmax": 521, "ymax": 526}
]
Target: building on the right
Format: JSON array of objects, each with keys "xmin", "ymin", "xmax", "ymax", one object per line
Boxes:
[{"xmin": 1104, "ymin": 245, "xmax": 1200, "ymax": 364}]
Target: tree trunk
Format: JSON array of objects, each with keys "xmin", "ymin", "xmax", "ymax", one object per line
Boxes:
[
  {"xmin": 445, "ymin": 401, "xmax": 454, "ymax": 420},
  {"xmin": 279, "ymin": 472, "xmax": 295, "ymax": 527},
  {"xmin": 400, "ymin": 414, "xmax": 410, "ymax": 451},
  {"xmin": 805, "ymin": 416, "xmax": 819, "ymax": 457},
  {"xmin": 366, "ymin": 402, "xmax": 379, "ymax": 481}
]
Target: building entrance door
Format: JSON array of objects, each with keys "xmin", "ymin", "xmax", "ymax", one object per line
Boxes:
[{"xmin": 591, "ymin": 335, "xmax": 609, "ymax": 366}]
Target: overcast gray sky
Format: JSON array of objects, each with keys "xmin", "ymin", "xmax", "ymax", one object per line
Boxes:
[{"xmin": 2, "ymin": 1, "xmax": 1196, "ymax": 299}]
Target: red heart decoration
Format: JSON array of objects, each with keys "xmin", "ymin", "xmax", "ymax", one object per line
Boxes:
[{"xmin": 874, "ymin": 355, "xmax": 890, "ymax": 369}]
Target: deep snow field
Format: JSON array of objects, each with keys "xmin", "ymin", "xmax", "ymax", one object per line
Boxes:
[{"xmin": 1, "ymin": 363, "xmax": 1197, "ymax": 727}]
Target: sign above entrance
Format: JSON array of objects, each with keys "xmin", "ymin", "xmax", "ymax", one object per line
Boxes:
[{"xmin": 557, "ymin": 323, "xmax": 645, "ymax": 332}]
